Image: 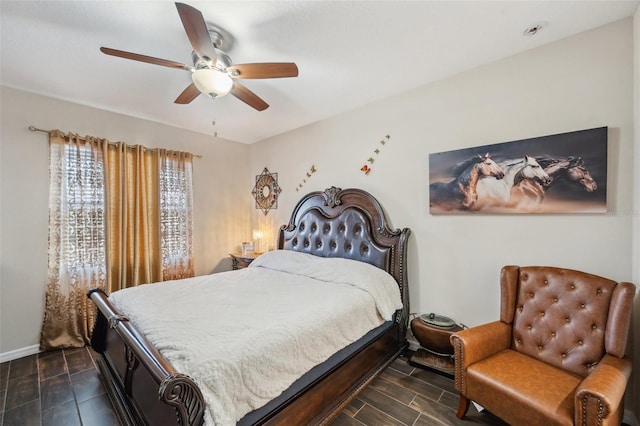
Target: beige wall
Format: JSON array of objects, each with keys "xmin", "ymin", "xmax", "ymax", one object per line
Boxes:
[
  {"xmin": 632, "ymin": 7, "xmax": 639, "ymax": 425},
  {"xmin": 0, "ymin": 87, "xmax": 252, "ymax": 355},
  {"xmin": 250, "ymin": 19, "xmax": 638, "ymax": 419}
]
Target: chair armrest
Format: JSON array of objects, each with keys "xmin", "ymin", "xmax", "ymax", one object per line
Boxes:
[
  {"xmin": 450, "ymin": 321, "xmax": 511, "ymax": 393},
  {"xmin": 575, "ymin": 354, "xmax": 632, "ymax": 426}
]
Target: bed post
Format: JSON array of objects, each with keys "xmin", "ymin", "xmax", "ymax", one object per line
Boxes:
[
  {"xmin": 395, "ymin": 227, "xmax": 411, "ymax": 345},
  {"xmin": 159, "ymin": 373, "xmax": 206, "ymax": 425}
]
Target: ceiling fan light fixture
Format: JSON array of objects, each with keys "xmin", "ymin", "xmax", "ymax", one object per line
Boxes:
[
  {"xmin": 192, "ymin": 68, "xmax": 233, "ymax": 98},
  {"xmin": 101, "ymin": 3, "xmax": 297, "ymax": 110}
]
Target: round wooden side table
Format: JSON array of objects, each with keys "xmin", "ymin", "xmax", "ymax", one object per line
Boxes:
[{"xmin": 409, "ymin": 314, "xmax": 463, "ymax": 375}]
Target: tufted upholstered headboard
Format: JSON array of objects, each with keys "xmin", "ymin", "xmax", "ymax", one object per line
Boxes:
[{"xmin": 278, "ymin": 186, "xmax": 411, "ymax": 334}]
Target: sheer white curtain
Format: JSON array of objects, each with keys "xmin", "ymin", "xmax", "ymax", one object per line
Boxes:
[
  {"xmin": 159, "ymin": 150, "xmax": 195, "ymax": 280},
  {"xmin": 41, "ymin": 132, "xmax": 107, "ymax": 349}
]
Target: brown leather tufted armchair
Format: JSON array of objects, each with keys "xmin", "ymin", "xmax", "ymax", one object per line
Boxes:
[{"xmin": 450, "ymin": 266, "xmax": 635, "ymax": 426}]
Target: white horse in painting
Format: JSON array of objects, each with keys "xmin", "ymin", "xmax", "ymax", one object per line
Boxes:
[
  {"xmin": 508, "ymin": 156, "xmax": 597, "ymax": 209},
  {"xmin": 474, "ymin": 155, "xmax": 551, "ymax": 211}
]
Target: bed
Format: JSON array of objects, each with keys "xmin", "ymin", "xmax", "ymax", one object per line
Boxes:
[{"xmin": 88, "ymin": 186, "xmax": 411, "ymax": 425}]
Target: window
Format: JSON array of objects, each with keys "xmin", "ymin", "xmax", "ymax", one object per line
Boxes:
[
  {"xmin": 51, "ymin": 141, "xmax": 106, "ymax": 275},
  {"xmin": 43, "ymin": 132, "xmax": 195, "ymax": 349},
  {"xmin": 159, "ymin": 154, "xmax": 194, "ymax": 279},
  {"xmin": 48, "ymin": 137, "xmax": 194, "ymax": 285}
]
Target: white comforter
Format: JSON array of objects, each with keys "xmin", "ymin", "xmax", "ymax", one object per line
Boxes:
[{"xmin": 108, "ymin": 250, "xmax": 402, "ymax": 426}]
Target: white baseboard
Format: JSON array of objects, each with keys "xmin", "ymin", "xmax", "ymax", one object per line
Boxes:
[
  {"xmin": 624, "ymin": 409, "xmax": 638, "ymax": 426},
  {"xmin": 0, "ymin": 344, "xmax": 40, "ymax": 363}
]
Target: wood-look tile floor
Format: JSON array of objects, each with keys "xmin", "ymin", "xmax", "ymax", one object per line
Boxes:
[
  {"xmin": 328, "ymin": 354, "xmax": 507, "ymax": 426},
  {"xmin": 0, "ymin": 347, "xmax": 119, "ymax": 426},
  {"xmin": 1, "ymin": 348, "xmax": 505, "ymax": 426}
]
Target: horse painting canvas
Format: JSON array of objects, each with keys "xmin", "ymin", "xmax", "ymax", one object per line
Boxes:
[{"xmin": 428, "ymin": 127, "xmax": 607, "ymax": 214}]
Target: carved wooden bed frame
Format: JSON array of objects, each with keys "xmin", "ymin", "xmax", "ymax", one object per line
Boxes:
[{"xmin": 88, "ymin": 186, "xmax": 410, "ymax": 425}]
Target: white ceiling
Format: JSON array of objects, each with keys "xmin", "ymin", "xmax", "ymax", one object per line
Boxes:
[{"xmin": 1, "ymin": 1, "xmax": 638, "ymax": 144}]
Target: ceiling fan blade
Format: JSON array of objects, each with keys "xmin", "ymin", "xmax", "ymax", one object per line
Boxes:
[
  {"xmin": 174, "ymin": 83, "xmax": 201, "ymax": 104},
  {"xmin": 100, "ymin": 47, "xmax": 191, "ymax": 70},
  {"xmin": 230, "ymin": 82, "xmax": 269, "ymax": 111},
  {"xmin": 227, "ymin": 63, "xmax": 299, "ymax": 79},
  {"xmin": 175, "ymin": 2, "xmax": 217, "ymax": 64}
]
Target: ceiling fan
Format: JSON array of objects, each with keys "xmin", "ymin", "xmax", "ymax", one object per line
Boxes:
[{"xmin": 100, "ymin": 2, "xmax": 298, "ymax": 111}]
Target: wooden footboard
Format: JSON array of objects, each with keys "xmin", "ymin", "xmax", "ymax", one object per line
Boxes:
[
  {"xmin": 89, "ymin": 288, "xmax": 206, "ymax": 426},
  {"xmin": 89, "ymin": 288, "xmax": 404, "ymax": 426},
  {"xmin": 259, "ymin": 325, "xmax": 403, "ymax": 426}
]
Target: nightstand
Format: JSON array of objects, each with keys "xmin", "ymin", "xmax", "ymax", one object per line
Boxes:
[
  {"xmin": 409, "ymin": 314, "xmax": 463, "ymax": 376},
  {"xmin": 229, "ymin": 252, "xmax": 261, "ymax": 270}
]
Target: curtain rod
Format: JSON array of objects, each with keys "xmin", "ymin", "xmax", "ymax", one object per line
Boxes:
[{"xmin": 28, "ymin": 126, "xmax": 202, "ymax": 158}]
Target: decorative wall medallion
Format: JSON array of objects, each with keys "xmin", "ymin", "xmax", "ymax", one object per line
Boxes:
[{"xmin": 252, "ymin": 167, "xmax": 282, "ymax": 215}]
